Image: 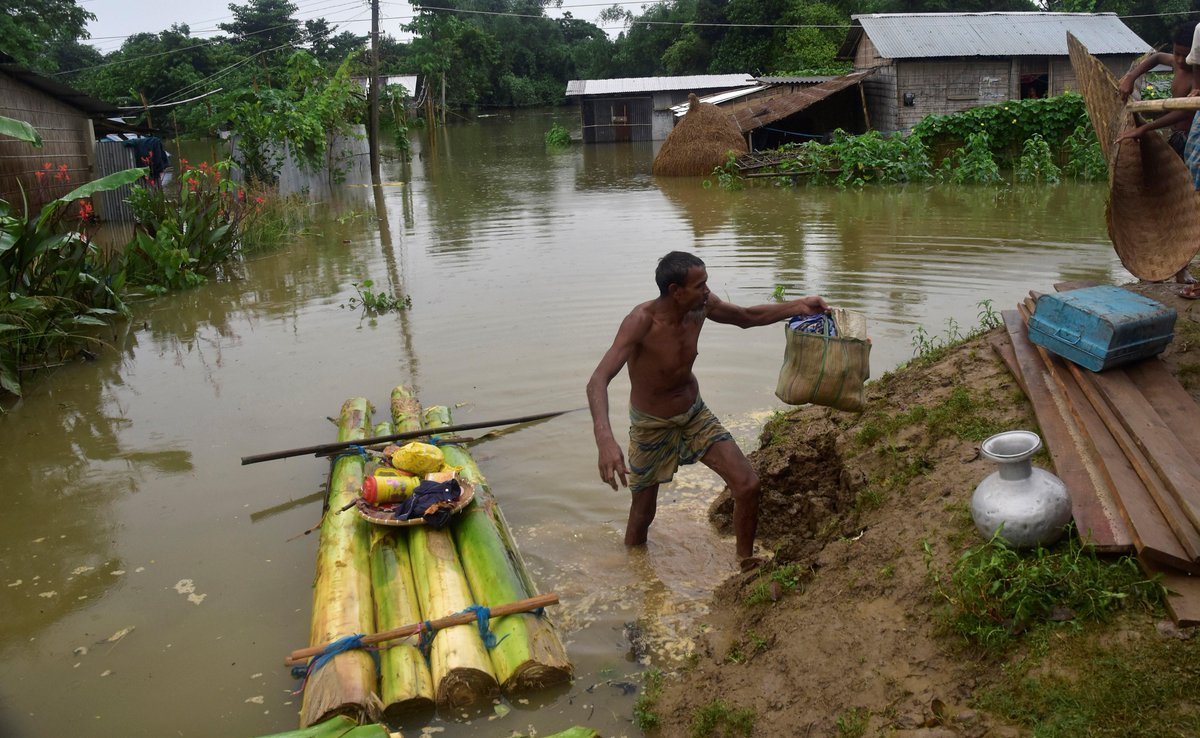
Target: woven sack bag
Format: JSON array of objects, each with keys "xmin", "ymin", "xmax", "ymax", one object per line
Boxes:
[{"xmin": 774, "ymin": 309, "xmax": 870, "ymax": 412}]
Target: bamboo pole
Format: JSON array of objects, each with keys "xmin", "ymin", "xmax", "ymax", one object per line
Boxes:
[
  {"xmin": 300, "ymin": 398, "xmax": 380, "ymax": 727},
  {"xmin": 1126, "ymin": 97, "xmax": 1200, "ymax": 114},
  {"xmin": 369, "ymin": 388, "xmax": 436, "ymax": 720},
  {"xmin": 426, "ymin": 406, "xmax": 573, "ymax": 694}
]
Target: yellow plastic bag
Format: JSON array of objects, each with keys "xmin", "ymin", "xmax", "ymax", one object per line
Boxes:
[
  {"xmin": 391, "ymin": 442, "xmax": 445, "ymax": 475},
  {"xmin": 774, "ymin": 308, "xmax": 871, "ymax": 412}
]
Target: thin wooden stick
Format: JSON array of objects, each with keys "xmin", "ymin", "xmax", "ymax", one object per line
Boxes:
[
  {"xmin": 1125, "ymin": 97, "xmax": 1200, "ymax": 114},
  {"xmin": 241, "ymin": 408, "xmax": 583, "ymax": 465},
  {"xmin": 285, "ymin": 592, "xmax": 559, "ymax": 666}
]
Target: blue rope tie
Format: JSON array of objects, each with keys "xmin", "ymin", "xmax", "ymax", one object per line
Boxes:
[
  {"xmin": 417, "ymin": 620, "xmax": 436, "ymax": 657},
  {"xmin": 290, "ymin": 634, "xmax": 378, "ymax": 694},
  {"xmin": 463, "ymin": 604, "xmax": 508, "ymax": 649},
  {"xmin": 332, "ymin": 445, "xmax": 368, "ymax": 465}
]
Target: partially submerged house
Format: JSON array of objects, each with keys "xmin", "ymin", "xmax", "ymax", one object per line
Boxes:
[
  {"xmin": 0, "ymin": 52, "xmax": 145, "ymax": 214},
  {"xmin": 837, "ymin": 12, "xmax": 1149, "ymax": 133},
  {"xmin": 565, "ymin": 74, "xmax": 754, "ymax": 143},
  {"xmin": 719, "ymin": 72, "xmax": 875, "ymax": 150}
]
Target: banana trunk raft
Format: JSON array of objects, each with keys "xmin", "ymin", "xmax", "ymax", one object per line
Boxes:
[{"xmin": 292, "ymin": 386, "xmax": 572, "ymax": 731}]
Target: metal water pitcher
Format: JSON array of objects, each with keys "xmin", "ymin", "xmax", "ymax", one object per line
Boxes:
[{"xmin": 970, "ymin": 430, "xmax": 1071, "ymax": 548}]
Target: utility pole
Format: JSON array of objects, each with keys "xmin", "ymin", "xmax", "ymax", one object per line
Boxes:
[{"xmin": 368, "ymin": 0, "xmax": 381, "ymax": 184}]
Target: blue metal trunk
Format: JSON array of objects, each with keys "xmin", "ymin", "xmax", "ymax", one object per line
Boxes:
[{"xmin": 1027, "ymin": 286, "xmax": 1176, "ymax": 372}]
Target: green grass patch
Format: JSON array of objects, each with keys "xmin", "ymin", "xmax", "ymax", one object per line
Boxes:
[
  {"xmin": 689, "ymin": 699, "xmax": 754, "ymax": 738},
  {"xmin": 835, "ymin": 706, "xmax": 869, "ymax": 737},
  {"xmin": 744, "ymin": 563, "xmax": 808, "ymax": 606},
  {"xmin": 974, "ymin": 620, "xmax": 1200, "ymax": 737},
  {"xmin": 929, "ymin": 530, "xmax": 1166, "ymax": 651},
  {"xmin": 634, "ymin": 668, "xmax": 663, "ymax": 731}
]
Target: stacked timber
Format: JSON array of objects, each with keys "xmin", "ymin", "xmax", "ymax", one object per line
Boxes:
[
  {"xmin": 424, "ymin": 405, "xmax": 573, "ymax": 693},
  {"xmin": 991, "ymin": 282, "xmax": 1200, "ymax": 626},
  {"xmin": 301, "ymin": 398, "xmax": 380, "ymax": 727}
]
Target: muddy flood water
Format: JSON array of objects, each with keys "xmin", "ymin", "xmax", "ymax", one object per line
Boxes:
[{"xmin": 0, "ymin": 109, "xmax": 1131, "ymax": 737}]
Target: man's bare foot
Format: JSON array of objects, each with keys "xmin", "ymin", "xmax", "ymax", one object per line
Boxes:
[
  {"xmin": 1175, "ymin": 267, "xmax": 1197, "ymax": 285},
  {"xmin": 739, "ymin": 556, "xmax": 765, "ymax": 573}
]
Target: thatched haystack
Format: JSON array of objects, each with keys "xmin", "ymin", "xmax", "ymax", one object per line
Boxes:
[{"xmin": 653, "ymin": 93, "xmax": 748, "ymax": 177}]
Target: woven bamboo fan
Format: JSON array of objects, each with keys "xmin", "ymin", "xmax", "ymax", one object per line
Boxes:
[{"xmin": 1067, "ymin": 33, "xmax": 1200, "ymax": 282}]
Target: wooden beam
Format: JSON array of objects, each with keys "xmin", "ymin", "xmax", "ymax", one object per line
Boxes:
[
  {"xmin": 1000, "ymin": 310, "xmax": 1128, "ymax": 549},
  {"xmin": 1008, "ymin": 308, "xmax": 1132, "ymax": 551}
]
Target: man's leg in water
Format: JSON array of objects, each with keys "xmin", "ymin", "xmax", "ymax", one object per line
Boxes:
[
  {"xmin": 701, "ymin": 439, "xmax": 761, "ymax": 561},
  {"xmin": 626, "ymin": 483, "xmax": 660, "ymax": 546}
]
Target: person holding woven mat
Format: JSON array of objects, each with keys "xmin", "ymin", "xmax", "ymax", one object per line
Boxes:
[
  {"xmin": 1116, "ymin": 21, "xmax": 1200, "ymax": 291},
  {"xmin": 586, "ymin": 251, "xmax": 829, "ymax": 572}
]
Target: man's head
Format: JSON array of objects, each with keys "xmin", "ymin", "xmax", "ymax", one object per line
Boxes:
[
  {"xmin": 1173, "ymin": 21, "xmax": 1197, "ymax": 60},
  {"xmin": 656, "ymin": 251, "xmax": 705, "ymax": 297}
]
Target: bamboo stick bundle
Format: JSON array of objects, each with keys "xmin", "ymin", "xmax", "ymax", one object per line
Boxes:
[
  {"xmin": 301, "ymin": 398, "xmax": 380, "ymax": 727},
  {"xmin": 368, "ymin": 388, "xmax": 436, "ymax": 720},
  {"xmin": 424, "ymin": 406, "xmax": 573, "ymax": 694}
]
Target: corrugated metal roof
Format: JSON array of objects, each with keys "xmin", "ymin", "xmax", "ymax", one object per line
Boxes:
[
  {"xmin": 843, "ymin": 12, "xmax": 1149, "ymax": 60},
  {"xmin": 565, "ymin": 74, "xmax": 755, "ymax": 97},
  {"xmin": 754, "ymin": 76, "xmax": 836, "ymax": 85},
  {"xmin": 670, "ymin": 84, "xmax": 768, "ymax": 117},
  {"xmin": 725, "ymin": 70, "xmax": 875, "ymax": 134}
]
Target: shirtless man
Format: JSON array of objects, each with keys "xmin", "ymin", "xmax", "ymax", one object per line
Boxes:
[
  {"xmin": 1115, "ymin": 21, "xmax": 1200, "ymax": 288},
  {"xmin": 586, "ymin": 251, "xmax": 829, "ymax": 570}
]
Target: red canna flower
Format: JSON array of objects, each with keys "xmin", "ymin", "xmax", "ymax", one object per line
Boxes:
[
  {"xmin": 35, "ymin": 170, "xmax": 44, "ymax": 181},
  {"xmin": 43, "ymin": 162, "xmax": 53, "ymax": 171}
]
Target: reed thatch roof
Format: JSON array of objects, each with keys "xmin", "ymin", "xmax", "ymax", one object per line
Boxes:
[{"xmin": 652, "ymin": 94, "xmax": 748, "ymax": 177}]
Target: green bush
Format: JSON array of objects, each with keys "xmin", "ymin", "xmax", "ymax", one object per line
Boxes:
[
  {"xmin": 544, "ymin": 123, "xmax": 571, "ymax": 147},
  {"xmin": 930, "ymin": 531, "xmax": 1165, "ymax": 650},
  {"xmin": 125, "ymin": 159, "xmax": 255, "ymax": 294},
  {"xmin": 0, "ymin": 166, "xmax": 146, "ymax": 397},
  {"xmin": 1015, "ymin": 133, "xmax": 1062, "ymax": 184},
  {"xmin": 950, "ymin": 132, "xmax": 1003, "ymax": 185},
  {"xmin": 912, "ymin": 92, "xmax": 1088, "ymax": 165}
]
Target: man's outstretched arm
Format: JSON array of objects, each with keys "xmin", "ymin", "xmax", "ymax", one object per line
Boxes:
[{"xmin": 706, "ymin": 293, "xmax": 830, "ymax": 329}]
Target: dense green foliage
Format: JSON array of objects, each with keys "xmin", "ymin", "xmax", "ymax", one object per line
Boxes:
[
  {"xmin": 733, "ymin": 93, "xmax": 1106, "ymax": 189},
  {"xmin": 0, "ymin": 168, "xmax": 146, "ymax": 396},
  {"xmin": 929, "ymin": 531, "xmax": 1165, "ymax": 650},
  {"xmin": 28, "ymin": 0, "xmax": 1189, "ymax": 132}
]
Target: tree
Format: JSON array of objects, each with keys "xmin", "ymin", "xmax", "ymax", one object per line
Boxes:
[
  {"xmin": 0, "ymin": 0, "xmax": 95, "ymax": 71},
  {"xmin": 218, "ymin": 0, "xmax": 303, "ymax": 72}
]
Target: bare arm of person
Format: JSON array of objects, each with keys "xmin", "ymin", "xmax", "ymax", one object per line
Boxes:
[
  {"xmin": 1116, "ymin": 109, "xmax": 1192, "ymax": 142},
  {"xmin": 586, "ymin": 308, "xmax": 651, "ymax": 489},
  {"xmin": 706, "ymin": 293, "xmax": 830, "ymax": 329},
  {"xmin": 1118, "ymin": 52, "xmax": 1174, "ymax": 100}
]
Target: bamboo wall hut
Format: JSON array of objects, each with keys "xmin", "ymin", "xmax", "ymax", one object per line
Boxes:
[
  {"xmin": 565, "ymin": 74, "xmax": 754, "ymax": 143},
  {"xmin": 837, "ymin": 12, "xmax": 1149, "ymax": 133},
  {"xmin": 652, "ymin": 94, "xmax": 748, "ymax": 177},
  {"xmin": 0, "ymin": 52, "xmax": 142, "ymax": 213}
]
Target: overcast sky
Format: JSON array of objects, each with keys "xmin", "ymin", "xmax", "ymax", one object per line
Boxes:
[{"xmin": 84, "ymin": 0, "xmax": 619, "ymax": 54}]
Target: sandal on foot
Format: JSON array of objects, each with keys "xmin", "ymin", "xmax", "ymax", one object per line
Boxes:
[{"xmin": 1179, "ymin": 284, "xmax": 1200, "ymax": 300}]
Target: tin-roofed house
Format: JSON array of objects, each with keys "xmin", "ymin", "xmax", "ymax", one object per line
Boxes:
[
  {"xmin": 838, "ymin": 12, "xmax": 1149, "ymax": 133},
  {"xmin": 565, "ymin": 74, "xmax": 755, "ymax": 143}
]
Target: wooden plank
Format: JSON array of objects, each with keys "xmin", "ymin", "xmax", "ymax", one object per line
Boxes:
[
  {"xmin": 1001, "ymin": 310, "xmax": 1125, "ymax": 549},
  {"xmin": 989, "ymin": 333, "xmax": 1027, "ymax": 396},
  {"xmin": 1067, "ymin": 361, "xmax": 1200, "ymax": 569},
  {"xmin": 1125, "ymin": 360, "xmax": 1200, "ymax": 453},
  {"xmin": 1090, "ymin": 368, "xmax": 1200, "ymax": 536},
  {"xmin": 1012, "ymin": 306, "xmax": 1132, "ymax": 550},
  {"xmin": 1053, "ymin": 280, "xmax": 1101, "ymax": 292},
  {"xmin": 1139, "ymin": 556, "xmax": 1200, "ymax": 627}
]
